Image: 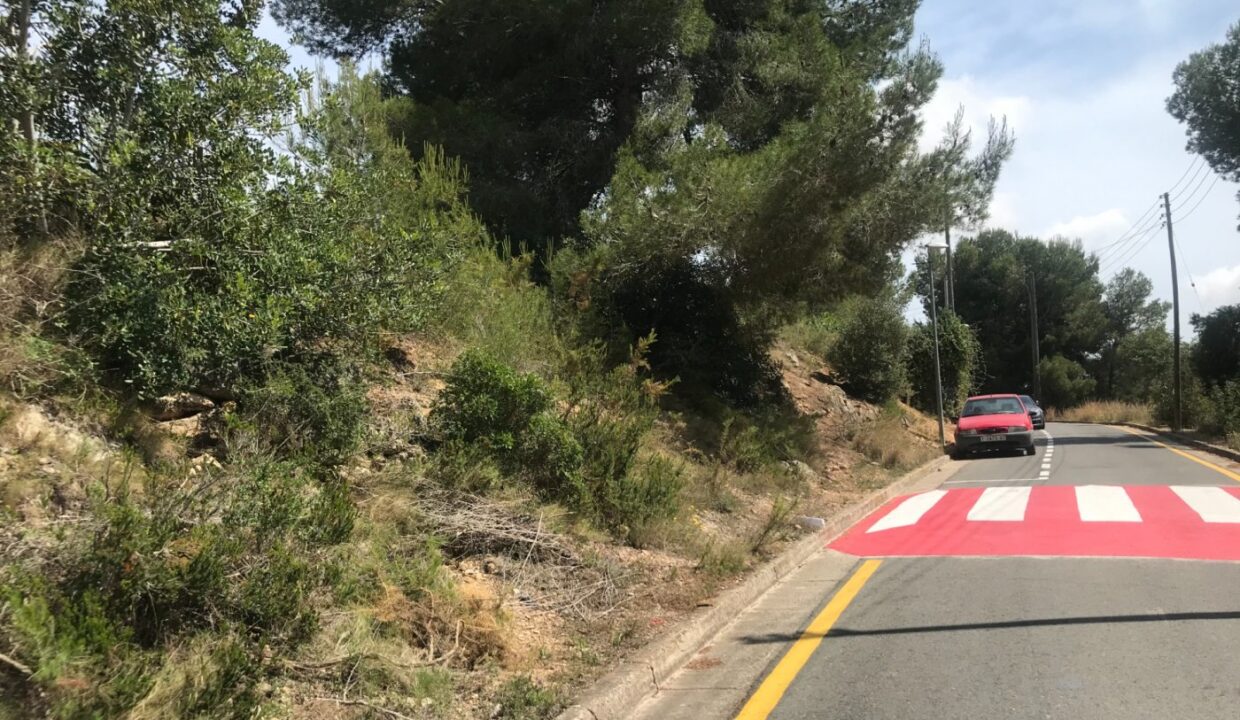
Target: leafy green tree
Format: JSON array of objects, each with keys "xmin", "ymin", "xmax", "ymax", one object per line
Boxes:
[
  {"xmin": 1098, "ymin": 269, "xmax": 1170, "ymax": 397},
  {"xmin": 916, "ymin": 230, "xmax": 1105, "ymax": 393},
  {"xmin": 828, "ymin": 295, "xmax": 909, "ymax": 404},
  {"xmin": 1038, "ymin": 355, "xmax": 1096, "ymax": 410},
  {"xmin": 275, "ymin": 1, "xmax": 1009, "ymax": 263},
  {"xmin": 1112, "ymin": 327, "xmax": 1173, "ymax": 403},
  {"xmin": 908, "ymin": 310, "xmax": 982, "ymax": 416},
  {"xmin": 1167, "ymin": 21, "xmax": 1240, "ymax": 224},
  {"xmin": 276, "ymin": 0, "xmax": 708, "ymax": 251},
  {"xmin": 1190, "ymin": 304, "xmax": 1240, "ymax": 389},
  {"xmin": 68, "ymin": 66, "xmax": 480, "ymax": 398}
]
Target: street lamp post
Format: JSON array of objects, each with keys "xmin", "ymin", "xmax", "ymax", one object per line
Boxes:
[{"xmin": 926, "ymin": 242, "xmax": 949, "ymax": 452}]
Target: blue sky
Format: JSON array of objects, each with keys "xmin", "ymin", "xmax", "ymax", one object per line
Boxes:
[
  {"xmin": 911, "ymin": 0, "xmax": 1240, "ymax": 318},
  {"xmin": 260, "ymin": 2, "xmax": 1240, "ymax": 317}
]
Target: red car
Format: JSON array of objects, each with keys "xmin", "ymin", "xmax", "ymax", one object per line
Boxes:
[{"xmin": 952, "ymin": 393, "xmax": 1036, "ymax": 459}]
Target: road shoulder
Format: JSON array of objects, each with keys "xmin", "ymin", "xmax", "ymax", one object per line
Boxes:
[{"xmin": 557, "ymin": 455, "xmax": 958, "ymax": 720}]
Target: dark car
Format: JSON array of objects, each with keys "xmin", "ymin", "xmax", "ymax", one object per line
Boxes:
[
  {"xmin": 1019, "ymin": 395, "xmax": 1045, "ymax": 430},
  {"xmin": 952, "ymin": 394, "xmax": 1036, "ymax": 459}
]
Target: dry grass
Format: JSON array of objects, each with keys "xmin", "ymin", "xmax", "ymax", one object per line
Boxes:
[
  {"xmin": 1053, "ymin": 401, "xmax": 1154, "ymax": 425},
  {"xmin": 850, "ymin": 405, "xmax": 942, "ymax": 471}
]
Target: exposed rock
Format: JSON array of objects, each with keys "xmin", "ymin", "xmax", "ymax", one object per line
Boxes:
[
  {"xmin": 796, "ymin": 516, "xmax": 827, "ymax": 532},
  {"xmin": 784, "ymin": 460, "xmax": 818, "ymax": 483},
  {"xmin": 146, "ymin": 392, "xmax": 215, "ymax": 421},
  {"xmin": 158, "ymin": 414, "xmax": 203, "ymax": 439}
]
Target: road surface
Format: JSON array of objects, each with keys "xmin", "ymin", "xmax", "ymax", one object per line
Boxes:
[{"xmin": 631, "ymin": 422, "xmax": 1240, "ymax": 720}]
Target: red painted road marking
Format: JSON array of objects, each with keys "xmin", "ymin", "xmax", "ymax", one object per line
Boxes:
[{"xmin": 830, "ymin": 485, "xmax": 1240, "ymax": 561}]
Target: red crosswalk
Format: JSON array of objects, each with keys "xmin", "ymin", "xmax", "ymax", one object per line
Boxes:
[{"xmin": 830, "ymin": 485, "xmax": 1240, "ymax": 561}]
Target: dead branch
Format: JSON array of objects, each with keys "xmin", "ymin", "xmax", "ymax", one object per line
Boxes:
[
  {"xmin": 0, "ymin": 652, "xmax": 32, "ymax": 676},
  {"xmin": 417, "ymin": 488, "xmax": 577, "ymax": 564},
  {"xmin": 309, "ymin": 696, "xmax": 416, "ymax": 720}
]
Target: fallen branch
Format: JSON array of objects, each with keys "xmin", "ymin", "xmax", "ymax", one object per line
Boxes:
[
  {"xmin": 309, "ymin": 696, "xmax": 415, "ymax": 720},
  {"xmin": 0, "ymin": 652, "xmax": 33, "ymax": 676}
]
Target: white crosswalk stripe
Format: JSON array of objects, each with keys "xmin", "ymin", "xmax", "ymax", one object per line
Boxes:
[
  {"xmin": 1075, "ymin": 485, "xmax": 1142, "ymax": 522},
  {"xmin": 1170, "ymin": 486, "xmax": 1240, "ymax": 523},
  {"xmin": 867, "ymin": 491, "xmax": 947, "ymax": 533},
  {"xmin": 967, "ymin": 487, "xmax": 1031, "ymax": 521}
]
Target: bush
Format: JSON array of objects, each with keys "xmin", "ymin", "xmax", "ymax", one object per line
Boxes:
[
  {"xmin": 432, "ymin": 343, "xmax": 682, "ymax": 539},
  {"xmin": 560, "ymin": 340, "xmax": 682, "ymax": 534},
  {"xmin": 829, "ymin": 295, "xmax": 909, "ymax": 404},
  {"xmin": 559, "ymin": 255, "xmax": 784, "ymax": 407},
  {"xmin": 2, "ymin": 456, "xmax": 353, "ymax": 718},
  {"xmin": 1204, "ymin": 381, "xmax": 1240, "ymax": 437},
  {"xmin": 61, "ymin": 71, "xmax": 478, "ymax": 465},
  {"xmin": 433, "ymin": 351, "xmax": 553, "ymax": 452},
  {"xmin": 495, "ymin": 675, "xmax": 560, "ymax": 720},
  {"xmin": 1155, "ymin": 365, "xmax": 1213, "ymax": 430},
  {"xmin": 432, "ymin": 350, "xmax": 582, "ymax": 496},
  {"xmin": 778, "ymin": 313, "xmax": 840, "ymax": 360},
  {"xmin": 1056, "ymin": 401, "xmax": 1153, "ymax": 425},
  {"xmin": 1038, "ymin": 355, "xmax": 1096, "ymax": 410},
  {"xmin": 240, "ymin": 358, "xmax": 368, "ymax": 467},
  {"xmin": 908, "ymin": 310, "xmax": 982, "ymax": 417}
]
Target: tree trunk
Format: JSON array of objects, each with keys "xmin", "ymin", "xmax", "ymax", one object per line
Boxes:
[{"xmin": 16, "ymin": 0, "xmax": 50, "ymax": 240}]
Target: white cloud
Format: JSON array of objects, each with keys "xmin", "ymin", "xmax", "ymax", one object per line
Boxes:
[
  {"xmin": 1197, "ymin": 264, "xmax": 1240, "ymax": 310},
  {"xmin": 1045, "ymin": 208, "xmax": 1130, "ymax": 248},
  {"xmin": 918, "ymin": 76, "xmax": 1032, "ymax": 154}
]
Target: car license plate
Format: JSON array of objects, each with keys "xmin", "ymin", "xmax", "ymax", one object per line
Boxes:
[{"xmin": 980, "ymin": 434, "xmax": 1006, "ymax": 442}]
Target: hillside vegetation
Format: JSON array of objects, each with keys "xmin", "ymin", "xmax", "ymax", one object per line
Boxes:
[{"xmin": 1, "ymin": 2, "xmax": 1006, "ymax": 718}]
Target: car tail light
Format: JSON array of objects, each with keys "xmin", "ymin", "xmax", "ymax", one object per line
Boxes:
[
  {"xmin": 958, "ymin": 429, "xmax": 978, "ymax": 436},
  {"xmin": 1008, "ymin": 426, "xmax": 1027, "ymax": 433}
]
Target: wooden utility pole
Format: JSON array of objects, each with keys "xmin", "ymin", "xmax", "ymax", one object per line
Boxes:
[
  {"xmin": 1028, "ymin": 271, "xmax": 1041, "ymax": 400},
  {"xmin": 1163, "ymin": 192, "xmax": 1182, "ymax": 432}
]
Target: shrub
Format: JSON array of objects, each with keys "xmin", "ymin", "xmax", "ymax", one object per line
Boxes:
[
  {"xmin": 908, "ymin": 310, "xmax": 982, "ymax": 417},
  {"xmin": 1055, "ymin": 401, "xmax": 1153, "ymax": 425},
  {"xmin": 432, "ymin": 350, "xmax": 582, "ymax": 496},
  {"xmin": 1155, "ymin": 365, "xmax": 1213, "ymax": 430},
  {"xmin": 433, "ymin": 351, "xmax": 553, "ymax": 452},
  {"xmin": 1203, "ymin": 381, "xmax": 1240, "ymax": 437},
  {"xmin": 240, "ymin": 358, "xmax": 368, "ymax": 467},
  {"xmin": 495, "ymin": 675, "xmax": 560, "ymax": 720},
  {"xmin": 778, "ymin": 313, "xmax": 840, "ymax": 360},
  {"xmin": 559, "ymin": 255, "xmax": 784, "ymax": 407},
  {"xmin": 829, "ymin": 295, "xmax": 909, "ymax": 404},
  {"xmin": 1038, "ymin": 355, "xmax": 1096, "ymax": 410},
  {"xmin": 1, "ymin": 456, "xmax": 354, "ymax": 718},
  {"xmin": 561, "ymin": 340, "xmax": 682, "ymax": 533}
]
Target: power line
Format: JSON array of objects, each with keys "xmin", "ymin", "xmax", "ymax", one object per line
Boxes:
[
  {"xmin": 1093, "ymin": 197, "xmax": 1161, "ymax": 257},
  {"xmin": 1170, "ymin": 163, "xmax": 1213, "ymax": 213},
  {"xmin": 1168, "ymin": 159, "xmax": 1210, "ymax": 205},
  {"xmin": 1100, "ymin": 219, "xmax": 1164, "ymax": 275},
  {"xmin": 1173, "ymin": 233, "xmax": 1205, "ymax": 310},
  {"xmin": 1165, "ymin": 157, "xmax": 1204, "ymax": 198},
  {"xmin": 1175, "ymin": 174, "xmax": 1220, "ymax": 223},
  {"xmin": 1096, "ymin": 201, "xmax": 1166, "ymax": 263}
]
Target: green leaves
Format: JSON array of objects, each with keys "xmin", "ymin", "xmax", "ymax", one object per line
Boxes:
[{"xmin": 1168, "ymin": 21, "xmax": 1240, "ymax": 222}]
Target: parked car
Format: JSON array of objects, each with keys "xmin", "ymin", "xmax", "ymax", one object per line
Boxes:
[
  {"xmin": 952, "ymin": 394, "xmax": 1036, "ymax": 459},
  {"xmin": 1019, "ymin": 395, "xmax": 1045, "ymax": 429}
]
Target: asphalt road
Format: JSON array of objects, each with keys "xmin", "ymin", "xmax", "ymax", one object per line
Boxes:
[
  {"xmin": 944, "ymin": 421, "xmax": 1234, "ymax": 487},
  {"xmin": 749, "ymin": 422, "xmax": 1240, "ymax": 720}
]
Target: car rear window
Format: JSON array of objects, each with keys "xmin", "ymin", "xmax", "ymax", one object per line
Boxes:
[{"xmin": 962, "ymin": 398, "xmax": 1024, "ymax": 416}]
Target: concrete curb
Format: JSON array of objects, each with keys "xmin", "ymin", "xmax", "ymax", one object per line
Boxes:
[
  {"xmin": 555, "ymin": 453, "xmax": 952, "ymax": 720},
  {"xmin": 1116, "ymin": 422, "xmax": 1240, "ymax": 465}
]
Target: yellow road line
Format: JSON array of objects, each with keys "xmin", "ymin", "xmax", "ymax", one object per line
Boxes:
[
  {"xmin": 1117, "ymin": 426, "xmax": 1240, "ymax": 483},
  {"xmin": 734, "ymin": 559, "xmax": 882, "ymax": 720}
]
